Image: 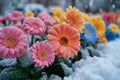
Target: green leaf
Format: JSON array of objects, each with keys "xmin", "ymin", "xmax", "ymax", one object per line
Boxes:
[
  {"xmin": 18, "ymin": 49, "xmax": 33, "ymax": 67},
  {"xmin": 0, "ymin": 57, "xmax": 3, "ymax": 61},
  {"xmin": 45, "ymin": 63, "xmax": 65, "ymax": 78},
  {"xmin": 71, "ymin": 51, "xmax": 82, "ymax": 63},
  {"xmin": 31, "ymin": 67, "xmax": 43, "ymax": 79},
  {"xmin": 0, "ymin": 67, "xmax": 28, "ymax": 80}
]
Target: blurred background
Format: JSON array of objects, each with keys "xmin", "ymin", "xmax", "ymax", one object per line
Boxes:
[{"xmin": 0, "ymin": 0, "xmax": 120, "ymax": 15}]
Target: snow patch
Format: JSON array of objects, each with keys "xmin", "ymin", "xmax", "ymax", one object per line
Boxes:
[{"xmin": 64, "ymin": 39, "xmax": 120, "ymax": 80}]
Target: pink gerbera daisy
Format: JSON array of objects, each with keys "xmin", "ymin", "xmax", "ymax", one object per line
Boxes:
[
  {"xmin": 7, "ymin": 11, "xmax": 24, "ymax": 22},
  {"xmin": 38, "ymin": 12, "xmax": 55, "ymax": 29},
  {"xmin": 0, "ymin": 26, "xmax": 28, "ymax": 58},
  {"xmin": 30, "ymin": 41, "xmax": 55, "ymax": 68},
  {"xmin": 23, "ymin": 17, "xmax": 46, "ymax": 36}
]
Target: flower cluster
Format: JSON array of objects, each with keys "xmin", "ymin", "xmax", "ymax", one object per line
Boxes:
[
  {"xmin": 51, "ymin": 6, "xmax": 84, "ymax": 32},
  {"xmin": 0, "ymin": 11, "xmax": 55, "ymax": 68},
  {"xmin": 0, "ymin": 6, "xmax": 120, "ymax": 80},
  {"xmin": 102, "ymin": 12, "xmax": 120, "ymax": 41}
]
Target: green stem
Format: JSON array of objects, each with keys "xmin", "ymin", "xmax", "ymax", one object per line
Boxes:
[
  {"xmin": 72, "ymin": 0, "xmax": 75, "ymax": 7},
  {"xmin": 30, "ymin": 35, "xmax": 34, "ymax": 47},
  {"xmin": 16, "ymin": 57, "xmax": 20, "ymax": 64},
  {"xmin": 16, "ymin": 57, "xmax": 22, "ymax": 67}
]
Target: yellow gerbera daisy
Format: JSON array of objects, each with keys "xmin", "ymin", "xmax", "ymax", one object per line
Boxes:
[
  {"xmin": 82, "ymin": 13, "xmax": 90, "ymax": 23},
  {"xmin": 108, "ymin": 23, "xmax": 120, "ymax": 34},
  {"xmin": 65, "ymin": 6, "xmax": 84, "ymax": 31},
  {"xmin": 25, "ymin": 11, "xmax": 34, "ymax": 17},
  {"xmin": 51, "ymin": 7, "xmax": 66, "ymax": 24},
  {"xmin": 90, "ymin": 16, "xmax": 106, "ymax": 38}
]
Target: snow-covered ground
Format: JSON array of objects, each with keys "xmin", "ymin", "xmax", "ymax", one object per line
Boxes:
[{"xmin": 64, "ymin": 39, "xmax": 120, "ymax": 80}]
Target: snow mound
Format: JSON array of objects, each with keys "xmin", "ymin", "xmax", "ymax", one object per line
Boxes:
[{"xmin": 64, "ymin": 39, "xmax": 120, "ymax": 80}]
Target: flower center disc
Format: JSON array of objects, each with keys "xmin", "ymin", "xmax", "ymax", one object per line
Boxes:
[
  {"xmin": 60, "ymin": 37, "xmax": 68, "ymax": 45},
  {"xmin": 14, "ymin": 14, "xmax": 19, "ymax": 17},
  {"xmin": 112, "ymin": 26, "xmax": 116, "ymax": 30},
  {"xmin": 38, "ymin": 50, "xmax": 47, "ymax": 60},
  {"xmin": 26, "ymin": 12, "xmax": 33, "ymax": 17},
  {"xmin": 85, "ymin": 30, "xmax": 90, "ymax": 35},
  {"xmin": 109, "ymin": 25, "xmax": 119, "ymax": 33},
  {"xmin": 69, "ymin": 18, "xmax": 74, "ymax": 24},
  {"xmin": 32, "ymin": 23, "xmax": 39, "ymax": 29},
  {"xmin": 6, "ymin": 37, "xmax": 16, "ymax": 47}
]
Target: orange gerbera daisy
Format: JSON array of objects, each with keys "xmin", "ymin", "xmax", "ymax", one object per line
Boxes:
[
  {"xmin": 90, "ymin": 16, "xmax": 106, "ymax": 38},
  {"xmin": 65, "ymin": 6, "xmax": 84, "ymax": 30},
  {"xmin": 47, "ymin": 23, "xmax": 80, "ymax": 59}
]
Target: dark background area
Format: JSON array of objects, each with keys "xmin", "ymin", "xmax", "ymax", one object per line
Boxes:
[{"xmin": 0, "ymin": 0, "xmax": 120, "ymax": 15}]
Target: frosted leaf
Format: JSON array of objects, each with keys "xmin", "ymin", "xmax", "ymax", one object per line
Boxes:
[
  {"xmin": 18, "ymin": 49, "xmax": 33, "ymax": 67},
  {"xmin": 39, "ymin": 73, "xmax": 48, "ymax": 80},
  {"xmin": 81, "ymin": 48, "xmax": 89, "ymax": 59},
  {"xmin": 86, "ymin": 47, "xmax": 101, "ymax": 57},
  {"xmin": 0, "ymin": 67, "xmax": 28, "ymax": 80},
  {"xmin": 49, "ymin": 74, "xmax": 62, "ymax": 80},
  {"xmin": 60, "ymin": 63, "xmax": 73, "ymax": 76},
  {"xmin": 0, "ymin": 59, "xmax": 16, "ymax": 67}
]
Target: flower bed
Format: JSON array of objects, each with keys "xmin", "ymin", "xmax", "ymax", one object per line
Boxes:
[{"xmin": 0, "ymin": 6, "xmax": 120, "ymax": 80}]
